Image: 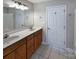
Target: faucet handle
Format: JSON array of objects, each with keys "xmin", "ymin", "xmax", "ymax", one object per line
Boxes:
[{"xmin": 3, "ymin": 34, "xmax": 9, "ymax": 39}]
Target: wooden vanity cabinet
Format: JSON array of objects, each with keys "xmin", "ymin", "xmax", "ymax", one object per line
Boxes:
[
  {"xmin": 34, "ymin": 29, "xmax": 42, "ymax": 51},
  {"xmin": 3, "ymin": 39, "xmax": 27, "ymax": 59},
  {"xmin": 3, "ymin": 29, "xmax": 42, "ymax": 59}
]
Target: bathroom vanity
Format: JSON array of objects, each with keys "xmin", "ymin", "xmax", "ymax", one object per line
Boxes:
[{"xmin": 3, "ymin": 27, "xmax": 42, "ymax": 59}]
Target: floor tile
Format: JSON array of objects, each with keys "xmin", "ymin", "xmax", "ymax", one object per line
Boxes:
[
  {"xmin": 35, "ymin": 45, "xmax": 46, "ymax": 54},
  {"xmin": 39, "ymin": 55, "xmax": 48, "ymax": 59},
  {"xmin": 30, "ymin": 53, "xmax": 39, "ymax": 59},
  {"xmin": 38, "ymin": 47, "xmax": 51, "ymax": 58},
  {"xmin": 30, "ymin": 45, "xmax": 75, "ymax": 59}
]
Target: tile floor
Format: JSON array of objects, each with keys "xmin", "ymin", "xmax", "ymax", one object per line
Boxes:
[{"xmin": 30, "ymin": 45, "xmax": 76, "ymax": 59}]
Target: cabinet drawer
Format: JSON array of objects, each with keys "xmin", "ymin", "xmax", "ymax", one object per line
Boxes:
[{"xmin": 3, "ymin": 39, "xmax": 26, "ymax": 57}]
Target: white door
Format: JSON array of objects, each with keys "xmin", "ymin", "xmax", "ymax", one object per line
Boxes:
[{"xmin": 47, "ymin": 5, "xmax": 66, "ymax": 51}]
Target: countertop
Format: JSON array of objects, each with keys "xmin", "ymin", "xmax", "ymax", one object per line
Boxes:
[{"xmin": 3, "ymin": 27, "xmax": 42, "ymax": 49}]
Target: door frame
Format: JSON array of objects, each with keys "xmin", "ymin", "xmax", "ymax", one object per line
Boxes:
[{"xmin": 45, "ymin": 5, "xmax": 67, "ymax": 50}]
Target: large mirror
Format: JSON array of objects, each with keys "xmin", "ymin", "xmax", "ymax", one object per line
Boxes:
[{"xmin": 3, "ymin": 3, "xmax": 34, "ymax": 34}]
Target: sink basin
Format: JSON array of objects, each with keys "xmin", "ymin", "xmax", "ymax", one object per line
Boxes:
[
  {"xmin": 3, "ymin": 35, "xmax": 19, "ymax": 44},
  {"xmin": 7, "ymin": 35, "xmax": 19, "ymax": 39}
]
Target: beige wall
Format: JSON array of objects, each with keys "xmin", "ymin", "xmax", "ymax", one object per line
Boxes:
[{"xmin": 33, "ymin": 0, "xmax": 76, "ymax": 50}]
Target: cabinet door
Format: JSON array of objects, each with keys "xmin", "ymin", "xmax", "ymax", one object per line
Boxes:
[
  {"xmin": 4, "ymin": 52, "xmax": 15, "ymax": 59},
  {"xmin": 34, "ymin": 30, "xmax": 42, "ymax": 50},
  {"xmin": 26, "ymin": 34, "xmax": 34, "ymax": 59},
  {"xmin": 38, "ymin": 32, "xmax": 42, "ymax": 46},
  {"xmin": 4, "ymin": 40, "xmax": 26, "ymax": 59},
  {"xmin": 27, "ymin": 46, "xmax": 34, "ymax": 59},
  {"xmin": 34, "ymin": 36, "xmax": 39, "ymax": 50},
  {"xmin": 15, "ymin": 43, "xmax": 26, "ymax": 59}
]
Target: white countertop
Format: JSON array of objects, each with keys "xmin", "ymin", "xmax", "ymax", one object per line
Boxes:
[{"xmin": 3, "ymin": 27, "xmax": 42, "ymax": 49}]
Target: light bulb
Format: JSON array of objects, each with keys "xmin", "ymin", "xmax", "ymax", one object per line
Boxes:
[
  {"xmin": 8, "ymin": 1, "xmax": 15, "ymax": 8},
  {"xmin": 9, "ymin": 4, "xmax": 15, "ymax": 8},
  {"xmin": 24, "ymin": 6, "xmax": 29, "ymax": 10},
  {"xmin": 19, "ymin": 5, "xmax": 25, "ymax": 10},
  {"xmin": 15, "ymin": 3, "xmax": 20, "ymax": 9}
]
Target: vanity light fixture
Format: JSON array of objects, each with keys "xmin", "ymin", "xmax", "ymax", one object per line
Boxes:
[
  {"xmin": 19, "ymin": 5, "xmax": 24, "ymax": 10},
  {"xmin": 23, "ymin": 5, "xmax": 29, "ymax": 10},
  {"xmin": 7, "ymin": 1, "xmax": 15, "ymax": 8},
  {"xmin": 8, "ymin": 0, "xmax": 29, "ymax": 10},
  {"xmin": 13, "ymin": 3, "xmax": 20, "ymax": 9}
]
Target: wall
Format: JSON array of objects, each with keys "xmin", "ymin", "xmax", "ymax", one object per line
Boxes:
[{"xmin": 33, "ymin": 0, "xmax": 76, "ymax": 50}]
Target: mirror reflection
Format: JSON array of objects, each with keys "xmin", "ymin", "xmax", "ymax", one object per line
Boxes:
[{"xmin": 3, "ymin": 5, "xmax": 34, "ymax": 34}]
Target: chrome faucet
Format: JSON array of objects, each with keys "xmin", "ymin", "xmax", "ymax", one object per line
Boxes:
[
  {"xmin": 3, "ymin": 34, "xmax": 9, "ymax": 39},
  {"xmin": 29, "ymin": 25, "xmax": 34, "ymax": 31}
]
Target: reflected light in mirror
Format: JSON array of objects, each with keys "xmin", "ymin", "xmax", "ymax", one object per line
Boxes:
[
  {"xmin": 19, "ymin": 5, "xmax": 25, "ymax": 10},
  {"xmin": 24, "ymin": 6, "xmax": 29, "ymax": 10},
  {"xmin": 18, "ymin": 5, "xmax": 29, "ymax": 10},
  {"xmin": 15, "ymin": 3, "xmax": 20, "ymax": 9},
  {"xmin": 9, "ymin": 3, "xmax": 19, "ymax": 9},
  {"xmin": 7, "ymin": 1, "xmax": 15, "ymax": 8}
]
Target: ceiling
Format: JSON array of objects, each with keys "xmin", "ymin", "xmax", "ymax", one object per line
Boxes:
[
  {"xmin": 27, "ymin": 0, "xmax": 53, "ymax": 3},
  {"xmin": 27, "ymin": 0, "xmax": 75, "ymax": 3},
  {"xmin": 3, "ymin": 0, "xmax": 75, "ymax": 4}
]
